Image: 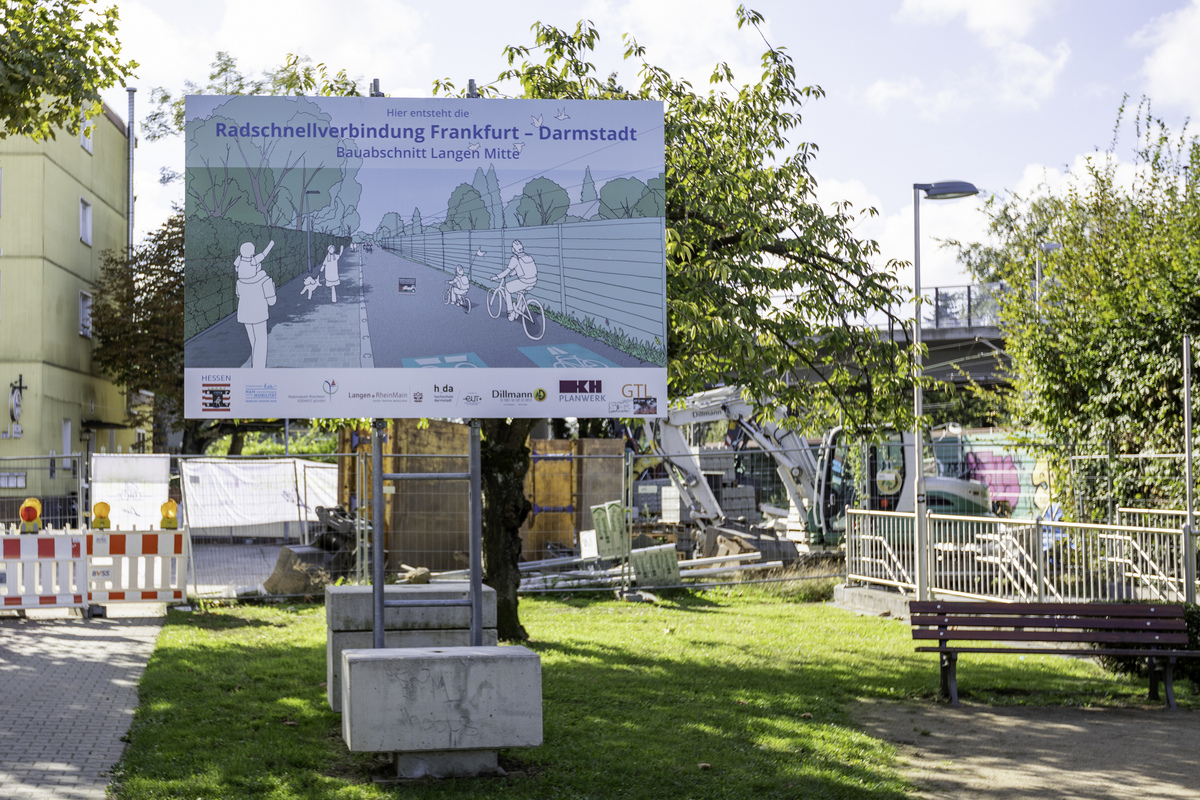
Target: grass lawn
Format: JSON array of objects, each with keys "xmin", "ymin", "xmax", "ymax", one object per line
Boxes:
[{"xmin": 111, "ymin": 588, "xmax": 1190, "ymax": 799}]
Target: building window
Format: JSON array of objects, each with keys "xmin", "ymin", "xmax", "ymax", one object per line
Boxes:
[
  {"xmin": 81, "ymin": 121, "xmax": 93, "ymax": 154},
  {"xmin": 79, "ymin": 290, "xmax": 93, "ymax": 337},
  {"xmin": 80, "ymin": 198, "xmax": 92, "ymax": 245}
]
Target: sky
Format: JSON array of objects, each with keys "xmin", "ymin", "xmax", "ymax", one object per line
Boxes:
[{"xmin": 97, "ymin": 0, "xmax": 1200, "ymax": 294}]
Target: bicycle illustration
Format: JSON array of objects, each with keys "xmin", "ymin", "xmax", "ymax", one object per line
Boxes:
[
  {"xmin": 443, "ymin": 285, "xmax": 473, "ymax": 314},
  {"xmin": 487, "ymin": 280, "xmax": 545, "ymax": 340}
]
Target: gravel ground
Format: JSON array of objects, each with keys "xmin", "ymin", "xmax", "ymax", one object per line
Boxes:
[{"xmin": 852, "ymin": 699, "xmax": 1200, "ymax": 799}]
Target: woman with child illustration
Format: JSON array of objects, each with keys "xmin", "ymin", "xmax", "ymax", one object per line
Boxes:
[
  {"xmin": 234, "ymin": 239, "xmax": 276, "ymax": 369},
  {"xmin": 322, "ymin": 244, "xmax": 345, "ymax": 303}
]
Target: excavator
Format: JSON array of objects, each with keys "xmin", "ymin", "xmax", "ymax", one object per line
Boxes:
[{"xmin": 641, "ymin": 386, "xmax": 992, "ymax": 562}]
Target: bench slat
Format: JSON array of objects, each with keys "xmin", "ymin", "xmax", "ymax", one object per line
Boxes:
[
  {"xmin": 911, "ymin": 614, "xmax": 1187, "ymax": 631},
  {"xmin": 915, "ymin": 645, "xmax": 1200, "ymax": 657},
  {"xmin": 910, "ymin": 601, "xmax": 1184, "ymax": 617},
  {"xmin": 913, "ymin": 629, "xmax": 1188, "ymax": 645}
]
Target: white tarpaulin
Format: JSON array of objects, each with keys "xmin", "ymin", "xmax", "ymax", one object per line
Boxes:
[
  {"xmin": 180, "ymin": 458, "xmax": 338, "ymax": 528},
  {"xmin": 90, "ymin": 454, "xmax": 171, "ymax": 529}
]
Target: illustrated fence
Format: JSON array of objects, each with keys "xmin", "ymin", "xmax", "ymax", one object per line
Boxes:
[
  {"xmin": 379, "ymin": 217, "xmax": 667, "ymax": 355},
  {"xmin": 846, "ymin": 509, "xmax": 1199, "ymax": 603}
]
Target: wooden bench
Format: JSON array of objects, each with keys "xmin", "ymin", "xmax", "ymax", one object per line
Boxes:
[{"xmin": 910, "ymin": 601, "xmax": 1200, "ymax": 709}]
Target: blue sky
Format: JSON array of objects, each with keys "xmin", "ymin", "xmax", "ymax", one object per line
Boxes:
[{"xmin": 102, "ymin": 0, "xmax": 1200, "ymax": 291}]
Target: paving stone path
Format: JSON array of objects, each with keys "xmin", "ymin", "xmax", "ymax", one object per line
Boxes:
[{"xmin": 0, "ymin": 616, "xmax": 162, "ymax": 800}]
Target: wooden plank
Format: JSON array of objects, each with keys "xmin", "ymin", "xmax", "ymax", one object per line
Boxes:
[
  {"xmin": 911, "ymin": 615, "xmax": 1187, "ymax": 631},
  {"xmin": 912, "ymin": 629, "xmax": 1189, "ymax": 645},
  {"xmin": 910, "ymin": 601, "xmax": 1184, "ymax": 617},
  {"xmin": 916, "ymin": 646, "xmax": 1200, "ymax": 657}
]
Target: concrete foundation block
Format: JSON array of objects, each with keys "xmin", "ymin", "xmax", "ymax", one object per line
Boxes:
[
  {"xmin": 325, "ymin": 583, "xmax": 497, "ymax": 632},
  {"xmin": 342, "ymin": 646, "xmax": 543, "ymax": 756},
  {"xmin": 391, "ymin": 749, "xmax": 502, "ymax": 779},
  {"xmin": 327, "ymin": 628, "xmax": 498, "ymax": 712}
]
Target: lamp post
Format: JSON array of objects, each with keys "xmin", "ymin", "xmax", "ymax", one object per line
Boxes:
[
  {"xmin": 912, "ymin": 181, "xmax": 978, "ymax": 599},
  {"xmin": 305, "ymin": 189, "xmax": 321, "ymax": 271}
]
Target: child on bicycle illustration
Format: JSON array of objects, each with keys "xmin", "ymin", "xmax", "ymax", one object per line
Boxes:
[
  {"xmin": 493, "ymin": 239, "xmax": 537, "ymax": 321},
  {"xmin": 446, "ymin": 264, "xmax": 472, "ymax": 314}
]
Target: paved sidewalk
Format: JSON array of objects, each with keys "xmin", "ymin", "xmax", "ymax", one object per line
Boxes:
[{"xmin": 0, "ymin": 615, "xmax": 163, "ymax": 800}]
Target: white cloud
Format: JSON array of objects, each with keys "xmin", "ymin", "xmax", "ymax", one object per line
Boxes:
[
  {"xmin": 1135, "ymin": 0, "xmax": 1200, "ymax": 117},
  {"xmin": 580, "ymin": 0, "xmax": 768, "ymax": 91},
  {"xmin": 879, "ymin": 0, "xmax": 1068, "ymax": 116},
  {"xmin": 900, "ymin": 0, "xmax": 1050, "ymax": 47}
]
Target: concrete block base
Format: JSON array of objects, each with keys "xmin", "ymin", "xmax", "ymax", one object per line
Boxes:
[
  {"xmin": 391, "ymin": 749, "xmax": 503, "ymax": 779},
  {"xmin": 342, "ymin": 646, "xmax": 542, "ymax": 762}
]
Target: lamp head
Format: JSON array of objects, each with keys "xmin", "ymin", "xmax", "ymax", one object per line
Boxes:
[{"xmin": 915, "ymin": 181, "xmax": 980, "ymax": 200}]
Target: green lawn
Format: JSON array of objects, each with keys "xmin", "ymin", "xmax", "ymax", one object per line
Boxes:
[{"xmin": 111, "ymin": 589, "xmax": 1187, "ymax": 799}]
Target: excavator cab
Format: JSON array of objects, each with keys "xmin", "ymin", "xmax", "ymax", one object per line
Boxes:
[{"xmin": 815, "ymin": 428, "xmax": 857, "ymax": 540}]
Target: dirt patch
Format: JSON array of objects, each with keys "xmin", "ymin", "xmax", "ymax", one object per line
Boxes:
[{"xmin": 852, "ymin": 699, "xmax": 1200, "ymax": 799}]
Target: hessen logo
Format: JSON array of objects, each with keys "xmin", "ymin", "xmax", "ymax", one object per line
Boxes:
[{"xmin": 201, "ymin": 383, "xmax": 232, "ymax": 413}]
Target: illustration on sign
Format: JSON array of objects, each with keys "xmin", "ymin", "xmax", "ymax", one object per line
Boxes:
[{"xmin": 183, "ymin": 96, "xmax": 667, "ymax": 419}]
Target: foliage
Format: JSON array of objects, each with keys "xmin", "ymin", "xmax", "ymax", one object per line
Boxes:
[
  {"xmin": 204, "ymin": 428, "xmax": 338, "ymax": 458},
  {"xmin": 515, "ymin": 176, "xmax": 570, "ymax": 226},
  {"xmin": 953, "ymin": 99, "xmax": 1200, "ymax": 511},
  {"xmin": 442, "ymin": 182, "xmax": 490, "ymax": 231},
  {"xmin": 485, "ymin": 9, "xmax": 913, "ymax": 436},
  {"xmin": 112, "ymin": 596, "xmax": 1177, "ymax": 799},
  {"xmin": 0, "ymin": 0, "xmax": 136, "ymax": 140},
  {"xmin": 92, "ymin": 212, "xmax": 185, "ymax": 449}
]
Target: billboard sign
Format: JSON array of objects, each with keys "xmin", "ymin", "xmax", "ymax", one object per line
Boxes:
[{"xmin": 183, "ymin": 95, "xmax": 667, "ymax": 419}]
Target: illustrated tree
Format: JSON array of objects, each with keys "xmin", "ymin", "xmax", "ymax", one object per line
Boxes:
[
  {"xmin": 597, "ymin": 176, "xmax": 648, "ymax": 219},
  {"xmin": 515, "ymin": 176, "xmax": 571, "ymax": 226},
  {"xmin": 0, "ymin": 0, "xmax": 136, "ymax": 140},
  {"xmin": 954, "ymin": 100, "xmax": 1200, "ymax": 514},
  {"xmin": 451, "ymin": 10, "xmax": 915, "ymax": 639},
  {"xmin": 442, "ymin": 183, "xmax": 490, "ymax": 231}
]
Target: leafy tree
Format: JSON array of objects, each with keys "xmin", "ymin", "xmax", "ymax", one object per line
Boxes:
[
  {"xmin": 0, "ymin": 0, "xmax": 136, "ymax": 140},
  {"xmin": 515, "ymin": 176, "xmax": 570, "ymax": 226},
  {"xmin": 954, "ymin": 100, "xmax": 1200, "ymax": 513},
  {"xmin": 452, "ymin": 9, "xmax": 915, "ymax": 639},
  {"xmin": 442, "ymin": 183, "xmax": 490, "ymax": 231},
  {"xmin": 634, "ymin": 174, "xmax": 666, "ymax": 218},
  {"xmin": 598, "ymin": 176, "xmax": 648, "ymax": 219},
  {"xmin": 91, "ymin": 210, "xmax": 258, "ymax": 453}
]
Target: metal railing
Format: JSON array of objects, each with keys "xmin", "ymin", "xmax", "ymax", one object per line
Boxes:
[{"xmin": 847, "ymin": 508, "xmax": 1198, "ymax": 603}]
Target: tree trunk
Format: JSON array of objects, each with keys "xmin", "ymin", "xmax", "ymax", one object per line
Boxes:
[{"xmin": 480, "ymin": 418, "xmax": 537, "ymax": 641}]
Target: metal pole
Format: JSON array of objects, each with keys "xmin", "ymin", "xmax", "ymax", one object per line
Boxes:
[
  {"xmin": 285, "ymin": 418, "xmax": 290, "ymax": 456},
  {"xmin": 371, "ymin": 419, "xmax": 386, "ymax": 648},
  {"xmin": 126, "ymin": 88, "xmax": 136, "ymax": 253},
  {"xmin": 469, "ymin": 421, "xmax": 483, "ymax": 645},
  {"xmin": 913, "ymin": 186, "xmax": 929, "ymax": 600},
  {"xmin": 1185, "ymin": 336, "xmax": 1196, "ymax": 603}
]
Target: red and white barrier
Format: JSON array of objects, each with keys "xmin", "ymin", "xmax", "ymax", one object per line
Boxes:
[
  {"xmin": 88, "ymin": 530, "xmax": 188, "ymax": 603},
  {"xmin": 0, "ymin": 533, "xmax": 88, "ymax": 610}
]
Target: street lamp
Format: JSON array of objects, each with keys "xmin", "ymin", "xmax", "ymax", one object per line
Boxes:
[
  {"xmin": 912, "ymin": 180, "xmax": 979, "ymax": 599},
  {"xmin": 305, "ymin": 189, "xmax": 321, "ymax": 271}
]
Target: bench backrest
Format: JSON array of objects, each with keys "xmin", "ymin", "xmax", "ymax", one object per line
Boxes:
[{"xmin": 909, "ymin": 601, "xmax": 1189, "ymax": 647}]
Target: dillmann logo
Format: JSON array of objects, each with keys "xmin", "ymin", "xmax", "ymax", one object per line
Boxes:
[{"xmin": 559, "ymin": 380, "xmax": 602, "ymax": 394}]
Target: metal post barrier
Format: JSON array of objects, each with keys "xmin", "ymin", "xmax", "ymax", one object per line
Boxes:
[{"xmin": 370, "ymin": 419, "xmax": 483, "ymax": 648}]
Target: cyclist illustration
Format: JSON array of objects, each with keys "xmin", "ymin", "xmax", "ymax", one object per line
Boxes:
[
  {"xmin": 444, "ymin": 264, "xmax": 473, "ymax": 314},
  {"xmin": 493, "ymin": 239, "xmax": 537, "ymax": 321},
  {"xmin": 488, "ymin": 239, "xmax": 545, "ymax": 340}
]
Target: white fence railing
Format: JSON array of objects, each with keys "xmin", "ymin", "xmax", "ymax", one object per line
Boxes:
[{"xmin": 846, "ymin": 509, "xmax": 1198, "ymax": 603}]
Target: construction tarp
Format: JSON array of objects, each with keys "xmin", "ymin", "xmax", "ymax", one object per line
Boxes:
[
  {"xmin": 180, "ymin": 458, "xmax": 337, "ymax": 528},
  {"xmin": 90, "ymin": 454, "xmax": 171, "ymax": 529}
]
